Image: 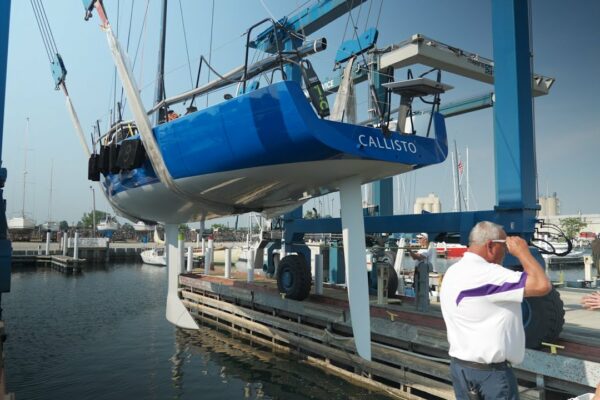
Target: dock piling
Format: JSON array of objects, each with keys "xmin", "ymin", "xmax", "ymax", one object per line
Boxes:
[
  {"xmin": 224, "ymin": 248, "xmax": 231, "ymax": 278},
  {"xmin": 315, "ymin": 254, "xmax": 323, "ymax": 295},
  {"xmin": 247, "ymin": 249, "xmax": 255, "ymax": 282},
  {"xmin": 45, "ymin": 232, "xmax": 50, "ymax": 255},
  {"xmin": 186, "ymin": 246, "xmax": 192, "ymax": 272},
  {"xmin": 584, "ymin": 255, "xmax": 593, "ymax": 282},
  {"xmin": 73, "ymin": 232, "xmax": 79, "ymax": 260}
]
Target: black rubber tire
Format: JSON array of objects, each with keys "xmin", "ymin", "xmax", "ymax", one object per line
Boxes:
[
  {"xmin": 386, "ymin": 264, "xmax": 399, "ymax": 297},
  {"xmin": 276, "ymin": 254, "xmax": 312, "ymax": 301},
  {"xmin": 381, "ymin": 250, "xmax": 396, "ymax": 267},
  {"xmin": 523, "ymin": 288, "xmax": 565, "ymax": 349}
]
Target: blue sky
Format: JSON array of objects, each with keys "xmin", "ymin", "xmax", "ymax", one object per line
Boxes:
[{"xmin": 2, "ymin": 0, "xmax": 599, "ymax": 227}]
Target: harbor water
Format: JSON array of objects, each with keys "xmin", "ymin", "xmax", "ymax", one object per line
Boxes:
[{"xmin": 4, "ymin": 263, "xmax": 391, "ymax": 400}]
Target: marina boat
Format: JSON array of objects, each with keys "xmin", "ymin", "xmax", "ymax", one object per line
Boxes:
[
  {"xmin": 140, "ymin": 248, "xmax": 166, "ymax": 266},
  {"xmin": 83, "ymin": 2, "xmax": 449, "ymax": 225},
  {"xmin": 7, "ymin": 216, "xmax": 36, "ymax": 239},
  {"xmin": 435, "ymin": 242, "xmax": 467, "ymax": 259},
  {"xmin": 8, "ymin": 118, "xmax": 36, "ymax": 240},
  {"xmin": 133, "ymin": 221, "xmax": 155, "ymax": 232},
  {"xmin": 97, "ymin": 216, "xmax": 119, "ymax": 238},
  {"xmin": 41, "ymin": 221, "xmax": 59, "ymax": 232}
]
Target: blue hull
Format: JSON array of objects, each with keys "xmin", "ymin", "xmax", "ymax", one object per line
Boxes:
[{"xmin": 104, "ymin": 80, "xmax": 448, "ymax": 222}]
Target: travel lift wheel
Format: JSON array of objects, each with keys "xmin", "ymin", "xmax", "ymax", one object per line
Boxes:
[
  {"xmin": 276, "ymin": 255, "xmax": 312, "ymax": 300},
  {"xmin": 368, "ymin": 262, "xmax": 399, "ymax": 297},
  {"xmin": 522, "ymin": 288, "xmax": 565, "ymax": 349}
]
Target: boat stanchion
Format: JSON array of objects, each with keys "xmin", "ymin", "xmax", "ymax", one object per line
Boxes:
[
  {"xmin": 224, "ymin": 248, "xmax": 232, "ymax": 279},
  {"xmin": 247, "ymin": 249, "xmax": 255, "ymax": 283},
  {"xmin": 314, "ymin": 254, "xmax": 323, "ymax": 295}
]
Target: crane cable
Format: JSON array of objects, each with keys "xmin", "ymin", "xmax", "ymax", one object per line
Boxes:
[{"xmin": 30, "ymin": 0, "xmax": 58, "ymax": 63}]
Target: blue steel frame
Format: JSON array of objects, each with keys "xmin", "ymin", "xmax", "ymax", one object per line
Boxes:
[
  {"xmin": 0, "ymin": 0, "xmax": 12, "ymax": 295},
  {"xmin": 284, "ymin": 0, "xmax": 539, "ymax": 248}
]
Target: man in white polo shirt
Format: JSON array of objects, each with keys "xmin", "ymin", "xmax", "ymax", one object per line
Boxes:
[{"xmin": 440, "ymin": 221, "xmax": 551, "ymax": 399}]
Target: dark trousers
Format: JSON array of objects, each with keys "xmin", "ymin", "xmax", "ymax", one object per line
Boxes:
[{"xmin": 450, "ymin": 359, "xmax": 519, "ymax": 399}]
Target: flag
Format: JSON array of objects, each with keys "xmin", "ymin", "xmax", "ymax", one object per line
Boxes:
[{"xmin": 457, "ymin": 160, "xmax": 464, "ymax": 176}]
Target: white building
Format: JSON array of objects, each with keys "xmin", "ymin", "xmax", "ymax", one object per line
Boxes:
[{"xmin": 414, "ymin": 193, "xmax": 441, "ymax": 214}]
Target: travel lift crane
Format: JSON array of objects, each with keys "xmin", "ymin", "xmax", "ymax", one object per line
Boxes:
[{"xmin": 256, "ymin": 0, "xmax": 562, "ymax": 355}]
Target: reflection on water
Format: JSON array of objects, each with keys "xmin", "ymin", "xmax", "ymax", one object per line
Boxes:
[{"xmin": 4, "ymin": 263, "xmax": 390, "ymax": 399}]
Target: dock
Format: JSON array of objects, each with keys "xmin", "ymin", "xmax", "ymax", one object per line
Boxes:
[{"xmin": 178, "ymin": 267, "xmax": 600, "ymax": 399}]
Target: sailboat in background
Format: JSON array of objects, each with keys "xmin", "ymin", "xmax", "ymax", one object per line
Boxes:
[
  {"xmin": 97, "ymin": 215, "xmax": 119, "ymax": 238},
  {"xmin": 434, "ymin": 143, "xmax": 469, "ymax": 258},
  {"xmin": 8, "ymin": 118, "xmax": 36, "ymax": 240}
]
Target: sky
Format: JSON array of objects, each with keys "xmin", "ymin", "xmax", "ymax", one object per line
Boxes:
[{"xmin": 1, "ymin": 0, "xmax": 599, "ymax": 227}]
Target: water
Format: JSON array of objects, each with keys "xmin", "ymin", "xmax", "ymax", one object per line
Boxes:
[{"xmin": 3, "ymin": 263, "xmax": 391, "ymax": 399}]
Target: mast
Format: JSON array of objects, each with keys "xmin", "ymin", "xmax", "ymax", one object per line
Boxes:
[
  {"xmin": 451, "ymin": 149, "xmax": 457, "ymax": 212},
  {"xmin": 466, "ymin": 147, "xmax": 470, "ymax": 211},
  {"xmin": 21, "ymin": 118, "xmax": 29, "ymax": 219},
  {"xmin": 48, "ymin": 160, "xmax": 54, "ymax": 223},
  {"xmin": 153, "ymin": 0, "xmax": 168, "ymax": 125}
]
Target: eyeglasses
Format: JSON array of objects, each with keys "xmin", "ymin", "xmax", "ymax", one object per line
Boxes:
[{"xmin": 491, "ymin": 240, "xmax": 506, "ymax": 244}]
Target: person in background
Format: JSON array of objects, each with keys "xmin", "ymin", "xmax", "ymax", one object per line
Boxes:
[
  {"xmin": 166, "ymin": 109, "xmax": 180, "ymax": 121},
  {"xmin": 440, "ymin": 221, "xmax": 551, "ymax": 400},
  {"xmin": 581, "ymin": 291, "xmax": 600, "ymax": 310},
  {"xmin": 409, "ymin": 232, "xmax": 436, "ymax": 268}
]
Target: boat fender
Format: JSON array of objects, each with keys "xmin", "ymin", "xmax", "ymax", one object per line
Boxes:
[
  {"xmin": 117, "ymin": 138, "xmax": 146, "ymax": 171},
  {"xmin": 97, "ymin": 145, "xmax": 110, "ymax": 175},
  {"xmin": 301, "ymin": 60, "xmax": 330, "ymax": 118},
  {"xmin": 108, "ymin": 142, "xmax": 121, "ymax": 174},
  {"xmin": 87, "ymin": 153, "xmax": 101, "ymax": 181}
]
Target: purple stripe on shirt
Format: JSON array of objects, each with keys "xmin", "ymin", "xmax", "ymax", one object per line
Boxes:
[{"xmin": 456, "ymin": 272, "xmax": 527, "ymax": 305}]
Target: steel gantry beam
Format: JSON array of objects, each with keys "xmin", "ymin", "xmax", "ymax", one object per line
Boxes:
[{"xmin": 0, "ymin": 0, "xmax": 12, "ymax": 296}]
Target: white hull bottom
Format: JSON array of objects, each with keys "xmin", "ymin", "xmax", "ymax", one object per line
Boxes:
[{"xmin": 107, "ymin": 159, "xmax": 412, "ymax": 223}]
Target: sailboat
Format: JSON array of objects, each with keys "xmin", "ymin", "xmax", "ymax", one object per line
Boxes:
[
  {"xmin": 83, "ymin": 2, "xmax": 449, "ymax": 225},
  {"xmin": 8, "ymin": 118, "xmax": 36, "ymax": 240},
  {"xmin": 76, "ymin": 0, "xmax": 450, "ymax": 361}
]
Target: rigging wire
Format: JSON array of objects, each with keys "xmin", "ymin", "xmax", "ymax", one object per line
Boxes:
[
  {"xmin": 375, "ymin": 0, "xmax": 384, "ymax": 29},
  {"xmin": 108, "ymin": 0, "xmax": 121, "ymax": 128},
  {"xmin": 178, "ymin": 0, "xmax": 194, "ymax": 89},
  {"xmin": 118, "ymin": 0, "xmax": 136, "ymax": 121},
  {"xmin": 206, "ymin": 0, "xmax": 215, "ymax": 107},
  {"xmin": 363, "ymin": 0, "xmax": 374, "ymax": 32}
]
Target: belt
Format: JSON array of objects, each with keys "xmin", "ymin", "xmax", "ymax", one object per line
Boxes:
[{"xmin": 451, "ymin": 357, "xmax": 509, "ymax": 371}]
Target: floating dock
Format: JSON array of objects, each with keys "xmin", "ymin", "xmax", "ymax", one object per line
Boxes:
[{"xmin": 178, "ymin": 267, "xmax": 600, "ymax": 399}]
